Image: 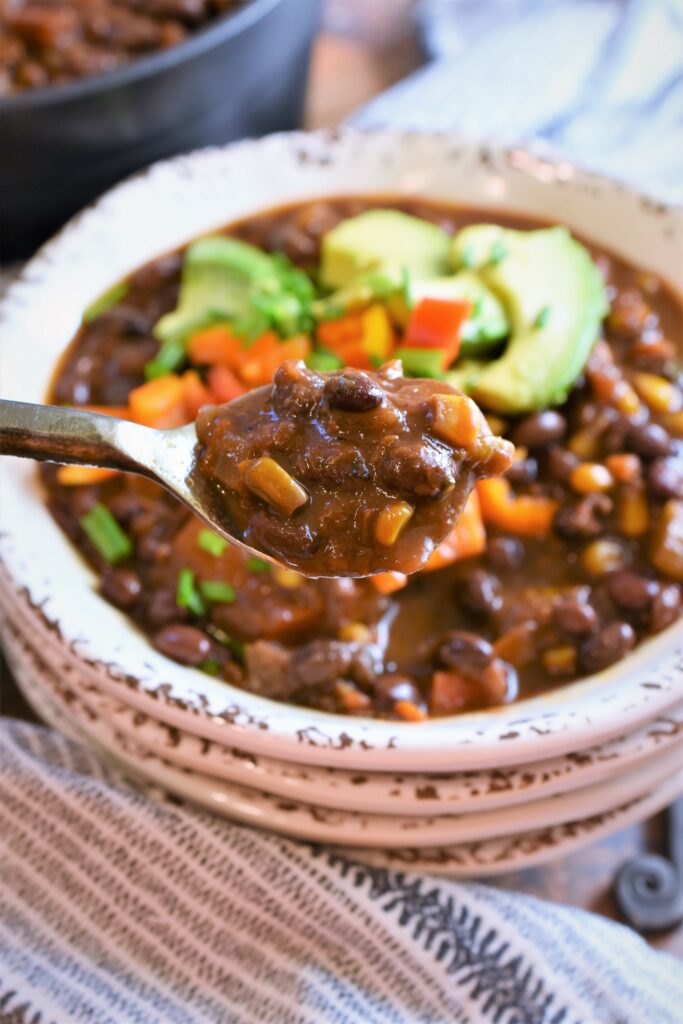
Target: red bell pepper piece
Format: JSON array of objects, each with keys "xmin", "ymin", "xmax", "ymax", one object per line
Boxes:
[{"xmin": 405, "ymin": 297, "xmax": 471, "ymax": 369}]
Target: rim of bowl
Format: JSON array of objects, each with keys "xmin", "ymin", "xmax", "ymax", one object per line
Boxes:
[
  {"xmin": 0, "ymin": 0, "xmax": 283, "ymax": 111},
  {"xmin": 1, "ymin": 127, "xmax": 682, "ymax": 770}
]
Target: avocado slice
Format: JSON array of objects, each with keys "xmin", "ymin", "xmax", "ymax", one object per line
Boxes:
[
  {"xmin": 410, "ymin": 271, "xmax": 509, "ymax": 354},
  {"xmin": 450, "ymin": 225, "xmax": 608, "ymax": 413},
  {"xmin": 320, "ymin": 210, "xmax": 450, "ymax": 289},
  {"xmin": 155, "ymin": 236, "xmax": 278, "ymax": 346}
]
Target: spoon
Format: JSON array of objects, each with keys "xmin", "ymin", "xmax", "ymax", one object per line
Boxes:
[{"xmin": 0, "ymin": 398, "xmax": 271, "ymax": 560}]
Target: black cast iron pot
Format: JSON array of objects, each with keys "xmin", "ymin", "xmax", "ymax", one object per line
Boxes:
[{"xmin": 0, "ymin": 0, "xmax": 320, "ymax": 260}]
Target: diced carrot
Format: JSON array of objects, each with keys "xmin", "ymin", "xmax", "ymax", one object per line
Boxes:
[
  {"xmin": 394, "ymin": 699, "xmax": 427, "ymax": 722},
  {"xmin": 181, "ymin": 370, "xmax": 213, "ymax": 419},
  {"xmin": 57, "ymin": 466, "xmax": 118, "ymax": 486},
  {"xmin": 477, "ymin": 478, "xmax": 558, "ymax": 536},
  {"xmin": 336, "ymin": 341, "xmax": 374, "ymax": 370},
  {"xmin": 240, "ymin": 334, "xmax": 311, "ymax": 387},
  {"xmin": 371, "ymin": 571, "xmax": 408, "ymax": 595},
  {"xmin": 188, "ymin": 324, "xmax": 244, "ymax": 369},
  {"xmin": 207, "ymin": 365, "xmax": 248, "ymax": 404},
  {"xmin": 317, "ymin": 314, "xmax": 364, "ymax": 350},
  {"xmin": 424, "ymin": 491, "xmax": 486, "ymax": 571},
  {"xmin": 128, "ymin": 374, "xmax": 187, "ymax": 428}
]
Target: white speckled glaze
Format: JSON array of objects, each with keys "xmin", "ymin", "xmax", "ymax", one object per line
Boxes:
[{"xmin": 2, "ymin": 130, "xmax": 682, "ymax": 774}]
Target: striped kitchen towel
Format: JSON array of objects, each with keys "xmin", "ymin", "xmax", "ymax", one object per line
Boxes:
[
  {"xmin": 0, "ymin": 718, "xmax": 681, "ymax": 1024},
  {"xmin": 353, "ymin": 0, "xmax": 683, "ymax": 200}
]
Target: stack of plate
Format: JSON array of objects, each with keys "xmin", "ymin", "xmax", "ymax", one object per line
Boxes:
[
  {"xmin": 3, "ymin": 567, "xmax": 682, "ymax": 877},
  {"xmin": 2, "ymin": 131, "xmax": 682, "ymax": 876}
]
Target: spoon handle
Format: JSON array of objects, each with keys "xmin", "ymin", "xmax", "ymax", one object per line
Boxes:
[{"xmin": 0, "ymin": 400, "xmax": 146, "ymax": 472}]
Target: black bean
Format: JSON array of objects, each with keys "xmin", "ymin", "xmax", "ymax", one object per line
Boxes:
[
  {"xmin": 487, "ymin": 536, "xmax": 525, "ymax": 571},
  {"xmin": 554, "ymin": 596, "xmax": 597, "ymax": 635},
  {"xmin": 146, "ymin": 589, "xmax": 186, "ymax": 628},
  {"xmin": 248, "ymin": 511, "xmax": 318, "ymax": 561},
  {"xmin": 606, "ymin": 570, "xmax": 658, "ymax": 612},
  {"xmin": 580, "ymin": 622, "xmax": 636, "ymax": 674},
  {"xmin": 438, "ymin": 630, "xmax": 494, "ymax": 674},
  {"xmin": 505, "ymin": 457, "xmax": 538, "ymax": 486},
  {"xmin": 379, "ymin": 439, "xmax": 455, "ymax": 497},
  {"xmin": 153, "ymin": 624, "xmax": 212, "ymax": 666},
  {"xmin": 512, "ymin": 411, "xmax": 567, "ymax": 449},
  {"xmin": 482, "ymin": 659, "xmax": 518, "ymax": 704},
  {"xmin": 373, "ymin": 674, "xmax": 421, "ymax": 706},
  {"xmin": 460, "ymin": 570, "xmax": 503, "ymax": 616},
  {"xmin": 101, "ymin": 568, "xmax": 141, "ymax": 609},
  {"xmin": 547, "ymin": 447, "xmax": 580, "ymax": 483},
  {"xmin": 324, "ymin": 370, "xmax": 384, "ymax": 412},
  {"xmin": 650, "ymin": 584, "xmax": 682, "ymax": 633},
  {"xmin": 554, "ymin": 494, "xmax": 611, "ymax": 539},
  {"xmin": 628, "ymin": 421, "xmax": 673, "ymax": 459},
  {"xmin": 648, "ymin": 457, "xmax": 683, "ymax": 501},
  {"xmin": 136, "ymin": 534, "xmax": 171, "ymax": 563},
  {"xmin": 289, "ymin": 640, "xmax": 354, "ymax": 688}
]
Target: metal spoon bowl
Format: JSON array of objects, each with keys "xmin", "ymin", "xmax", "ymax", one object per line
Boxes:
[{"xmin": 0, "ymin": 397, "xmax": 272, "ymax": 565}]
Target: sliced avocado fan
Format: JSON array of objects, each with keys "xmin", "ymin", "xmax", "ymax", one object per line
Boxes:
[
  {"xmin": 154, "ymin": 236, "xmax": 278, "ymax": 346},
  {"xmin": 450, "ymin": 225, "xmax": 608, "ymax": 413},
  {"xmin": 320, "ymin": 209, "xmax": 450, "ymax": 289}
]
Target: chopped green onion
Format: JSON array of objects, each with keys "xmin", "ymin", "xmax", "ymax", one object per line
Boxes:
[
  {"xmin": 247, "ymin": 557, "xmax": 272, "ymax": 573},
  {"xmin": 197, "ymin": 529, "xmax": 229, "ymax": 557},
  {"xmin": 80, "ymin": 504, "xmax": 132, "ymax": 564},
  {"xmin": 206, "ymin": 623, "xmax": 245, "ymax": 660},
  {"xmin": 176, "ymin": 568, "xmax": 205, "ymax": 616},
  {"xmin": 394, "ymin": 346, "xmax": 447, "ymax": 379},
  {"xmin": 534, "ymin": 305, "xmax": 551, "ymax": 329},
  {"xmin": 145, "ymin": 337, "xmax": 187, "ymax": 380},
  {"xmin": 199, "ymin": 580, "xmax": 236, "ymax": 604},
  {"xmin": 489, "ymin": 240, "xmax": 508, "ymax": 265},
  {"xmin": 199, "ymin": 659, "xmax": 221, "ymax": 676},
  {"xmin": 306, "ymin": 348, "xmax": 344, "ymax": 372},
  {"xmin": 83, "ymin": 281, "xmax": 128, "ymax": 323},
  {"xmin": 400, "ymin": 265, "xmax": 413, "ymax": 310}
]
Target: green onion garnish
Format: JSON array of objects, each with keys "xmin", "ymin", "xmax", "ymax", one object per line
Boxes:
[
  {"xmin": 534, "ymin": 305, "xmax": 551, "ymax": 329},
  {"xmin": 199, "ymin": 659, "xmax": 221, "ymax": 676},
  {"xmin": 197, "ymin": 529, "xmax": 229, "ymax": 557},
  {"xmin": 306, "ymin": 348, "xmax": 344, "ymax": 372},
  {"xmin": 206, "ymin": 624, "xmax": 245, "ymax": 660},
  {"xmin": 83, "ymin": 281, "xmax": 129, "ymax": 323},
  {"xmin": 80, "ymin": 504, "xmax": 132, "ymax": 564},
  {"xmin": 145, "ymin": 337, "xmax": 186, "ymax": 380},
  {"xmin": 247, "ymin": 557, "xmax": 272, "ymax": 573},
  {"xmin": 199, "ymin": 581, "xmax": 236, "ymax": 604},
  {"xmin": 176, "ymin": 568, "xmax": 205, "ymax": 616}
]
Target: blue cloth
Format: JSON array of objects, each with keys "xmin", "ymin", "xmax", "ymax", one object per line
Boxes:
[{"xmin": 353, "ymin": 0, "xmax": 683, "ymax": 199}]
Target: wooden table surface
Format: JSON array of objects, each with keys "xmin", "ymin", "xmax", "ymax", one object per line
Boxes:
[{"xmin": 1, "ymin": 0, "xmax": 681, "ymax": 960}]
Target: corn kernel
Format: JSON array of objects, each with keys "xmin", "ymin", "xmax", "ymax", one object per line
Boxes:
[
  {"xmin": 339, "ymin": 622, "xmax": 372, "ymax": 643},
  {"xmin": 605, "ymin": 453, "xmax": 641, "ymax": 484},
  {"xmin": 568, "ymin": 428, "xmax": 599, "ymax": 460},
  {"xmin": 335, "ymin": 682, "xmax": 372, "ymax": 713},
  {"xmin": 633, "ymin": 373, "xmax": 682, "ymax": 414},
  {"xmin": 613, "ymin": 381, "xmax": 641, "ymax": 415},
  {"xmin": 570, "ymin": 462, "xmax": 614, "ymax": 494},
  {"xmin": 375, "ymin": 501, "xmax": 414, "ymax": 546},
  {"xmin": 662, "ymin": 409, "xmax": 683, "ymax": 438},
  {"xmin": 430, "ymin": 394, "xmax": 481, "ymax": 448},
  {"xmin": 485, "ymin": 414, "xmax": 507, "ymax": 436},
  {"xmin": 580, "ymin": 539, "xmax": 629, "ymax": 576},
  {"xmin": 394, "ymin": 699, "xmax": 427, "ymax": 722},
  {"xmin": 274, "ymin": 567, "xmax": 303, "ymax": 589},
  {"xmin": 542, "ymin": 646, "xmax": 576, "ymax": 675},
  {"xmin": 618, "ymin": 486, "xmax": 649, "ymax": 537},
  {"xmin": 242, "ymin": 457, "xmax": 308, "ymax": 516}
]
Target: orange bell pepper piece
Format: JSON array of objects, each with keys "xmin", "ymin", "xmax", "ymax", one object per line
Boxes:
[
  {"xmin": 188, "ymin": 324, "xmax": 244, "ymax": 370},
  {"xmin": 129, "ymin": 374, "xmax": 187, "ymax": 428},
  {"xmin": 477, "ymin": 478, "xmax": 558, "ymax": 536},
  {"xmin": 182, "ymin": 370, "xmax": 213, "ymax": 419},
  {"xmin": 424, "ymin": 490, "xmax": 486, "ymax": 571}
]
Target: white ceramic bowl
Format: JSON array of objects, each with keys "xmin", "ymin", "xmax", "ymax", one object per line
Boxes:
[{"xmin": 2, "ymin": 129, "xmax": 682, "ymax": 773}]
